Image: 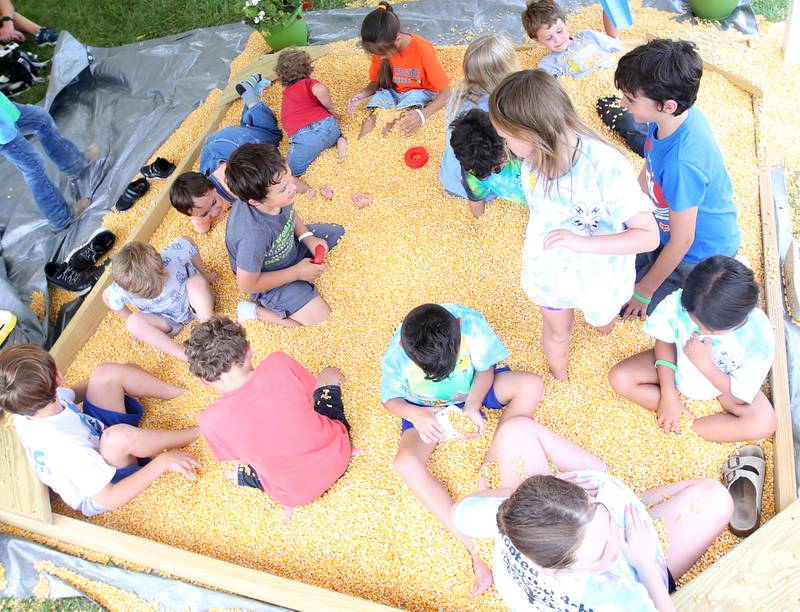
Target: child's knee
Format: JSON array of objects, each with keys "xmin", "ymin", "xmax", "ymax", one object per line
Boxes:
[
  {"xmin": 607, "ymin": 362, "xmax": 630, "ymax": 393},
  {"xmin": 746, "ymin": 399, "xmax": 777, "ymax": 439},
  {"xmin": 89, "ymin": 362, "xmax": 123, "ymax": 387},
  {"xmin": 393, "ymin": 446, "xmax": 424, "ymax": 478},
  {"xmin": 316, "ymin": 366, "xmax": 343, "ymax": 388},
  {"xmin": 186, "ymin": 274, "xmax": 209, "ymax": 293},
  {"xmin": 99, "ymin": 424, "xmax": 137, "ymax": 459},
  {"xmin": 697, "ymin": 479, "xmax": 733, "ymax": 522},
  {"xmin": 125, "ymin": 313, "xmax": 147, "ymax": 336}
]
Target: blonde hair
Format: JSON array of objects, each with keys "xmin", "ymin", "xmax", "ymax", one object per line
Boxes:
[
  {"xmin": 111, "ymin": 241, "xmax": 169, "ymax": 299},
  {"xmin": 489, "ymin": 69, "xmax": 605, "ymax": 191},
  {"xmin": 447, "ymin": 34, "xmax": 521, "ymax": 124}
]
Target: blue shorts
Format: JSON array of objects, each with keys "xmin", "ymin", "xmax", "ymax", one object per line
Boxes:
[
  {"xmin": 400, "ymin": 365, "xmax": 510, "ymax": 433},
  {"xmin": 83, "ymin": 395, "xmax": 149, "ymax": 483},
  {"xmin": 366, "ymin": 88, "xmax": 437, "ymax": 110}
]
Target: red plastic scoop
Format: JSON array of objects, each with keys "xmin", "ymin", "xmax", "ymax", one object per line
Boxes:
[
  {"xmin": 404, "ymin": 146, "xmax": 429, "ymax": 169},
  {"xmin": 312, "ymin": 244, "xmax": 325, "ymax": 264}
]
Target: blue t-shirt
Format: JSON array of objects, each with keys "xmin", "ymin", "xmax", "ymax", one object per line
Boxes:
[
  {"xmin": 380, "ymin": 304, "xmax": 509, "ymax": 406},
  {"xmin": 643, "ymin": 108, "xmax": 740, "ymax": 263}
]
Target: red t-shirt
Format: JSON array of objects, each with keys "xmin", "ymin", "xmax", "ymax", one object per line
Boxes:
[
  {"xmin": 199, "ymin": 352, "xmax": 351, "ymax": 506},
  {"xmin": 369, "ymin": 33, "xmax": 450, "ymax": 94},
  {"xmin": 281, "ymin": 78, "xmax": 331, "ymax": 137}
]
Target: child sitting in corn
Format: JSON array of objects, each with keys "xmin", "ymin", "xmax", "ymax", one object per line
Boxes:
[
  {"xmin": 186, "ymin": 317, "xmax": 353, "ymax": 522},
  {"xmin": 522, "ymin": 0, "xmax": 649, "ymax": 156},
  {"xmin": 102, "ymin": 237, "xmax": 217, "ymax": 362},
  {"xmin": 449, "ymin": 108, "xmax": 526, "ymax": 217},
  {"xmin": 609, "ymin": 256, "xmax": 776, "ymax": 443},
  {"xmin": 276, "ymin": 48, "xmax": 345, "ymax": 198},
  {"xmin": 381, "ymin": 303, "xmax": 544, "ymax": 596},
  {"xmin": 0, "ymin": 344, "xmax": 200, "ymax": 517},
  {"xmin": 224, "ymin": 143, "xmax": 344, "ymax": 327}
]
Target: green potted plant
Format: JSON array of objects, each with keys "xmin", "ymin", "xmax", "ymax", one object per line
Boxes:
[{"xmin": 241, "ymin": 0, "xmax": 309, "ymax": 51}]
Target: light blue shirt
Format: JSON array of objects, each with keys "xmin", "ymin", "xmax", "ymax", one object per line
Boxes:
[
  {"xmin": 0, "ymin": 92, "xmax": 21, "ymax": 145},
  {"xmin": 537, "ymin": 30, "xmax": 622, "ymax": 80},
  {"xmin": 644, "ymin": 289, "xmax": 774, "ymax": 402}
]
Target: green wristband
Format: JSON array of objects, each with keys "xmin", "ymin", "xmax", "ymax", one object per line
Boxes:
[
  {"xmin": 633, "ymin": 291, "xmax": 652, "ymax": 305},
  {"xmin": 654, "ymin": 359, "xmax": 678, "ymax": 373}
]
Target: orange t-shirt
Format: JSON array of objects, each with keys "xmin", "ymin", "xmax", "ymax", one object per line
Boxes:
[
  {"xmin": 369, "ymin": 34, "xmax": 450, "ymax": 94},
  {"xmin": 199, "ymin": 352, "xmax": 351, "ymax": 506}
]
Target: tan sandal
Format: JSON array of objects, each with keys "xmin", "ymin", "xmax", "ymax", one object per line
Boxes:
[{"xmin": 723, "ymin": 445, "xmax": 765, "ymax": 537}]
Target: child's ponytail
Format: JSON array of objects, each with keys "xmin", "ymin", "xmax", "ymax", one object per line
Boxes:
[{"xmin": 361, "ymin": 2, "xmax": 401, "ymax": 90}]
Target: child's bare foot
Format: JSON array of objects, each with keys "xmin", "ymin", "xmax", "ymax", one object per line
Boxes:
[
  {"xmin": 306, "ymin": 187, "xmax": 317, "ymax": 198},
  {"xmin": 283, "ymin": 505, "xmax": 295, "ymax": 524},
  {"xmin": 471, "ymin": 553, "xmax": 494, "ymax": 596},
  {"xmin": 351, "ymin": 193, "xmax": 373, "ymax": 209},
  {"xmin": 320, "ymin": 184, "xmax": 334, "ymax": 200},
  {"xmin": 336, "ymin": 136, "xmax": 347, "ymax": 162}
]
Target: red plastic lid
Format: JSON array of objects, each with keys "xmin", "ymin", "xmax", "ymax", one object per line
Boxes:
[{"xmin": 404, "ymin": 146, "xmax": 429, "ymax": 169}]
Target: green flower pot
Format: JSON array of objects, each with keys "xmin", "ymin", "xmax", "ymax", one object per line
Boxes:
[
  {"xmin": 689, "ymin": 0, "xmax": 739, "ymax": 20},
  {"xmin": 263, "ymin": 4, "xmax": 308, "ymax": 51}
]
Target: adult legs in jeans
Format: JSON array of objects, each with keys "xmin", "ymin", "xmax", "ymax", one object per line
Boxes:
[
  {"xmin": 240, "ymin": 102, "xmax": 282, "ymax": 146},
  {"xmin": 0, "ymin": 104, "xmax": 92, "ymax": 228}
]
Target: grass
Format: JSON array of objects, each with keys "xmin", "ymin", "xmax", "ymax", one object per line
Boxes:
[{"xmin": 0, "ymin": 598, "xmax": 101, "ymax": 612}]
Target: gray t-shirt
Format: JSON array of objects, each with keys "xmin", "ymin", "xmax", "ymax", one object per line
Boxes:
[{"xmin": 225, "ymin": 201, "xmax": 298, "ymax": 273}]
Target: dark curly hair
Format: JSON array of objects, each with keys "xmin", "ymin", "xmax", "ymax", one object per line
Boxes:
[
  {"xmin": 449, "ymin": 108, "xmax": 507, "ymax": 179},
  {"xmin": 614, "ymin": 39, "xmax": 702, "ymax": 116},
  {"xmin": 275, "ymin": 48, "xmax": 313, "ymax": 87}
]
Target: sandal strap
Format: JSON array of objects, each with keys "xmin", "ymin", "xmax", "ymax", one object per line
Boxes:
[
  {"xmin": 723, "ymin": 454, "xmax": 765, "ymax": 475},
  {"xmin": 724, "ymin": 467, "xmax": 765, "ymax": 505}
]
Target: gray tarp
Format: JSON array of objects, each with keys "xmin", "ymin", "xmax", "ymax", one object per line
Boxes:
[
  {"xmin": 0, "ymin": 533, "xmax": 284, "ymax": 610},
  {"xmin": 303, "ymin": 0, "xmax": 757, "ymax": 46},
  {"xmin": 0, "ymin": 24, "xmax": 253, "ymax": 344}
]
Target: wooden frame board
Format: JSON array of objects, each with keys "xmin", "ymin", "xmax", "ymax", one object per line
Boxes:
[{"xmin": 0, "ymin": 45, "xmax": 797, "ymax": 610}]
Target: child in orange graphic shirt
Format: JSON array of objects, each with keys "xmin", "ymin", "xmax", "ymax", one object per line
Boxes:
[{"xmin": 347, "ymin": 2, "xmax": 451, "ymax": 139}]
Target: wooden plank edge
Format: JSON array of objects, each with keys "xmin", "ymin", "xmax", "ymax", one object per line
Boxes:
[
  {"xmin": 0, "ymin": 510, "xmax": 394, "ymax": 611},
  {"xmin": 759, "ymin": 170, "xmax": 798, "ymax": 511},
  {"xmin": 671, "ymin": 499, "xmax": 800, "ymax": 608},
  {"xmin": 784, "ymin": 0, "xmax": 800, "ymax": 64}
]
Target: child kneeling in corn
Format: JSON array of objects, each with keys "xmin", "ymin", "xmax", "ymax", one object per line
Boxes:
[
  {"xmin": 224, "ymin": 143, "xmax": 344, "ymax": 327},
  {"xmin": 449, "ymin": 108, "xmax": 526, "ymax": 217},
  {"xmin": 0, "ymin": 344, "xmax": 200, "ymax": 516},
  {"xmin": 103, "ymin": 237, "xmax": 218, "ymax": 362},
  {"xmin": 381, "ymin": 303, "xmax": 543, "ymax": 596},
  {"xmin": 609, "ymin": 256, "xmax": 776, "ymax": 442},
  {"xmin": 186, "ymin": 317, "xmax": 353, "ymax": 521}
]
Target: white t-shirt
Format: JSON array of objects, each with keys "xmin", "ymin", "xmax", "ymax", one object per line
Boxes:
[
  {"xmin": 454, "ymin": 471, "xmax": 668, "ymax": 611},
  {"xmin": 643, "ymin": 289, "xmax": 775, "ymax": 401},
  {"xmin": 520, "ymin": 137, "xmax": 654, "ymax": 326},
  {"xmin": 14, "ymin": 388, "xmax": 115, "ymax": 516}
]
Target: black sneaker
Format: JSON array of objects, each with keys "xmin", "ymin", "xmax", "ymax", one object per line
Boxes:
[
  {"xmin": 65, "ymin": 229, "xmax": 116, "ymax": 272},
  {"xmin": 115, "ymin": 177, "xmax": 149, "ymax": 211},
  {"xmin": 140, "ymin": 157, "xmax": 176, "ymax": 179},
  {"xmin": 0, "ymin": 77, "xmax": 30, "ymax": 98},
  {"xmin": 44, "ymin": 261, "xmax": 106, "ymax": 295},
  {"xmin": 35, "ymin": 27, "xmax": 60, "ymax": 46}
]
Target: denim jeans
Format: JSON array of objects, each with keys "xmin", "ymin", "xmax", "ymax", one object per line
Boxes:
[
  {"xmin": 287, "ymin": 115, "xmax": 341, "ymax": 177},
  {"xmin": 0, "ymin": 103, "xmax": 86, "ymax": 229},
  {"xmin": 199, "ymin": 102, "xmax": 281, "ymax": 175}
]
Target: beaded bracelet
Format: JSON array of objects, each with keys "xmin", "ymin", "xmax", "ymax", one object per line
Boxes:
[{"xmin": 654, "ymin": 359, "xmax": 678, "ymax": 373}]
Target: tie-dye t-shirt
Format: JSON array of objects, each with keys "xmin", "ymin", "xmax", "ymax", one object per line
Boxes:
[
  {"xmin": 380, "ymin": 304, "xmax": 509, "ymax": 406},
  {"xmin": 643, "ymin": 289, "xmax": 774, "ymax": 402},
  {"xmin": 454, "ymin": 471, "xmax": 668, "ymax": 612},
  {"xmin": 537, "ymin": 30, "xmax": 622, "ymax": 80},
  {"xmin": 520, "ymin": 136, "xmax": 654, "ymax": 326},
  {"xmin": 461, "ymin": 156, "xmax": 528, "ymax": 205}
]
